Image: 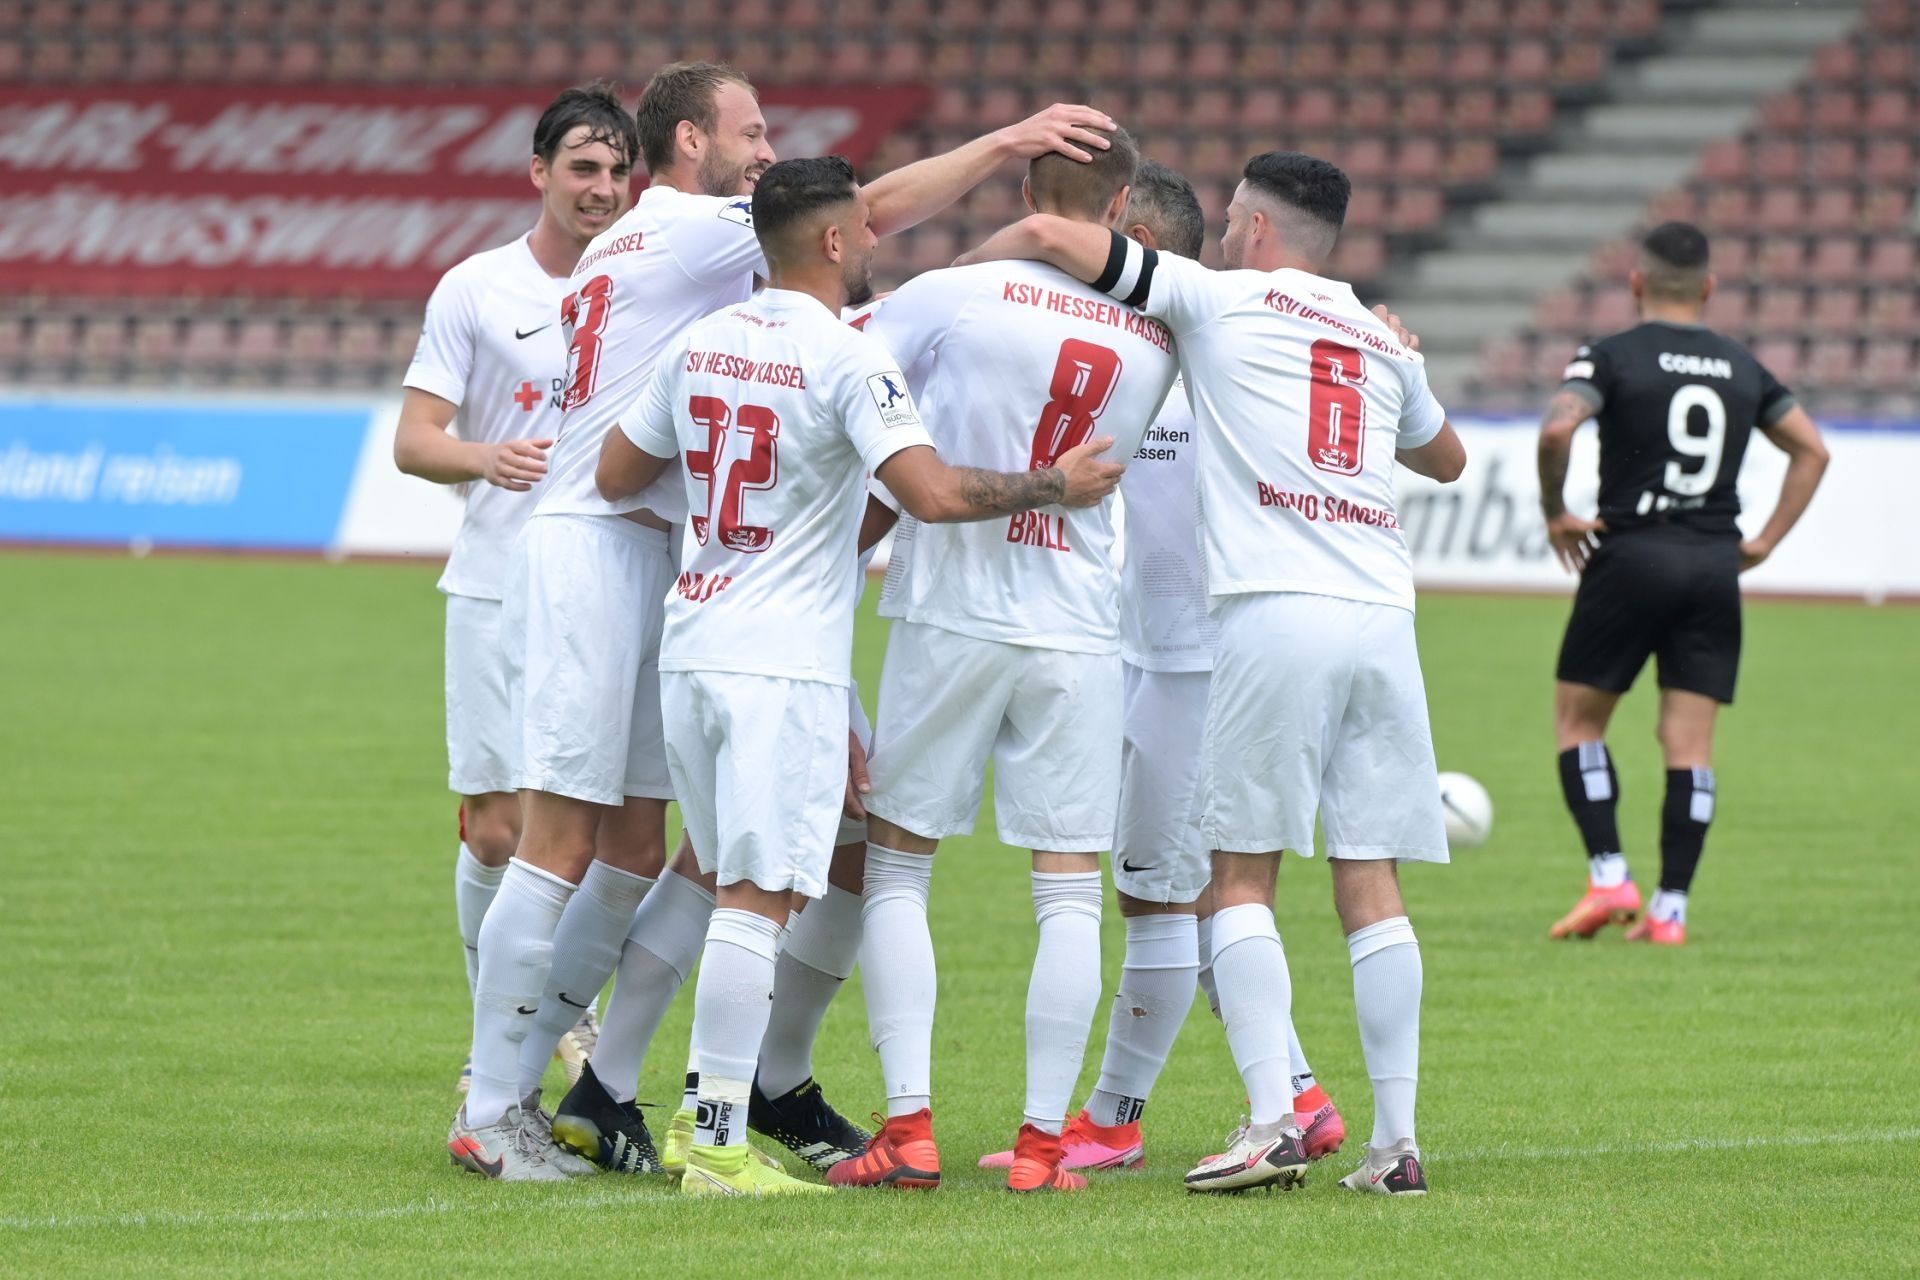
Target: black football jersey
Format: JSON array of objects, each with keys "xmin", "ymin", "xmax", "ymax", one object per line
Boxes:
[{"xmin": 1561, "ymin": 320, "xmax": 1795, "ymax": 536}]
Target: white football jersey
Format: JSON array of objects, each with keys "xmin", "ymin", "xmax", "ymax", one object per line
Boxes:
[
  {"xmin": 537, "ymin": 185, "xmax": 767, "ymax": 524},
  {"xmin": 1119, "ymin": 379, "xmax": 1217, "ymax": 672},
  {"xmin": 1120, "ymin": 252, "xmax": 1446, "ymax": 612},
  {"xmin": 865, "ymin": 259, "xmax": 1179, "ymax": 653},
  {"xmin": 403, "ymin": 233, "xmax": 570, "ymax": 600},
  {"xmin": 624, "ymin": 289, "xmax": 935, "ymax": 687}
]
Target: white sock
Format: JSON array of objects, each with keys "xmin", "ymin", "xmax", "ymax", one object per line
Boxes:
[
  {"xmin": 468, "ymin": 858, "xmax": 574, "ymax": 1126},
  {"xmin": 1086, "ymin": 913, "xmax": 1199, "ymax": 1127},
  {"xmin": 1024, "ymin": 870, "xmax": 1103, "ymax": 1134},
  {"xmin": 859, "ymin": 845, "xmax": 936, "ymax": 1118},
  {"xmin": 1209, "ymin": 902, "xmax": 1294, "ymax": 1127},
  {"xmin": 757, "ymin": 885, "xmax": 862, "ymax": 1098},
  {"xmin": 691, "ymin": 908, "xmax": 782, "ymax": 1148},
  {"xmin": 1348, "ymin": 915, "xmax": 1421, "ymax": 1149},
  {"xmin": 1288, "ymin": 1019, "xmax": 1318, "ymax": 1099},
  {"xmin": 1195, "ymin": 913, "xmax": 1222, "ymax": 1019},
  {"xmin": 1590, "ymin": 852, "xmax": 1630, "ymax": 888},
  {"xmin": 514, "ymin": 861, "xmax": 651, "ymax": 1097},
  {"xmin": 1649, "ymin": 888, "xmax": 1688, "ymax": 924},
  {"xmin": 592, "ymin": 869, "xmax": 714, "ymax": 1104},
  {"xmin": 454, "ymin": 844, "xmax": 505, "ymax": 994}
]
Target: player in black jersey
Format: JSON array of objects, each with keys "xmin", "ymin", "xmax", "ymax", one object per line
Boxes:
[{"xmin": 1535, "ymin": 222, "xmax": 1829, "ymax": 946}]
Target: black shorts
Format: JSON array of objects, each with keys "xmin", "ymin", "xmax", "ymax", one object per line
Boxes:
[{"xmin": 1555, "ymin": 527, "xmax": 1743, "ymax": 704}]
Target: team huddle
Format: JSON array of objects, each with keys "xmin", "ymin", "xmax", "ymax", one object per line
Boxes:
[{"xmin": 398, "ymin": 59, "xmax": 1855, "ymax": 1200}]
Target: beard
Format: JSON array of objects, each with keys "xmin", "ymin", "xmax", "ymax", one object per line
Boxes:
[
  {"xmin": 696, "ymin": 150, "xmax": 767, "ymax": 199},
  {"xmin": 843, "ymin": 266, "xmax": 875, "ymax": 309}
]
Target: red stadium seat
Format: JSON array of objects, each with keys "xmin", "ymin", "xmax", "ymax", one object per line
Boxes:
[
  {"xmin": 1752, "ymin": 288, "xmax": 1808, "ymax": 335},
  {"xmin": 1865, "ymin": 237, "xmax": 1918, "ymax": 284},
  {"xmin": 1752, "ymin": 337, "xmax": 1803, "ymax": 384},
  {"xmin": 1810, "ymin": 288, "xmax": 1864, "ymax": 335},
  {"xmin": 1861, "ymin": 340, "xmax": 1917, "ymax": 391},
  {"xmin": 1806, "ymin": 237, "xmax": 1865, "ymax": 283},
  {"xmin": 1804, "ymin": 338, "xmax": 1857, "ymax": 386},
  {"xmin": 1755, "ymin": 237, "xmax": 1809, "ymax": 283}
]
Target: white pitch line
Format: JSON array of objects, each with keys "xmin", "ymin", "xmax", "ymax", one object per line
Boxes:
[{"xmin": 3, "ymin": 1128, "xmax": 1914, "ymax": 1233}]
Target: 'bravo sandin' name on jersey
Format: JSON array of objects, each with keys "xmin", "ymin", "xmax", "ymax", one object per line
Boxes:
[
  {"xmin": 1562, "ymin": 320, "xmax": 1795, "ymax": 537},
  {"xmin": 623, "ymin": 289, "xmax": 935, "ymax": 687},
  {"xmin": 538, "ymin": 186, "xmax": 767, "ymax": 525},
  {"xmin": 404, "ymin": 233, "xmax": 571, "ymax": 599},
  {"xmin": 865, "ymin": 258, "xmax": 1179, "ymax": 653},
  {"xmin": 1102, "ymin": 250, "xmax": 1446, "ymax": 613}
]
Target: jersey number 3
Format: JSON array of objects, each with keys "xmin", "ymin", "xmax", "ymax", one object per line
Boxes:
[
  {"xmin": 1028, "ymin": 339, "xmax": 1123, "ymax": 469},
  {"xmin": 1307, "ymin": 339, "xmax": 1367, "ymax": 476},
  {"xmin": 686, "ymin": 395, "xmax": 779, "ymax": 553},
  {"xmin": 560, "ymin": 274, "xmax": 613, "ymax": 412}
]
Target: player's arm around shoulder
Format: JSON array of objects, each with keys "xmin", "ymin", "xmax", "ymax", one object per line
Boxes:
[
  {"xmin": 1741, "ymin": 403, "xmax": 1830, "ymax": 571},
  {"xmin": 595, "ymin": 345, "xmax": 684, "ymax": 502},
  {"xmin": 874, "ymin": 437, "xmax": 1123, "ymax": 525}
]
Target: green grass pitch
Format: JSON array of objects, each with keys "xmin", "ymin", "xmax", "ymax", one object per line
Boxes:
[{"xmin": 2, "ymin": 552, "xmax": 1916, "ymax": 1277}]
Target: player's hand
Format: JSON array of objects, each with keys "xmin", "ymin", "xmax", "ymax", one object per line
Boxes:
[
  {"xmin": 482, "ymin": 437, "xmax": 552, "ymax": 491},
  {"xmin": 1738, "ymin": 537, "xmax": 1773, "ymax": 573},
  {"xmin": 996, "ymin": 104, "xmax": 1117, "ymax": 164},
  {"xmin": 1053, "ymin": 435, "xmax": 1125, "ymax": 507},
  {"xmin": 1372, "ymin": 304, "xmax": 1420, "ymax": 352},
  {"xmin": 1545, "ymin": 512, "xmax": 1605, "ymax": 573},
  {"xmin": 843, "ymin": 729, "xmax": 872, "ymax": 820}
]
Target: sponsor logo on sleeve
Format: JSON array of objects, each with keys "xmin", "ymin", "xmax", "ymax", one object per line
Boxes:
[
  {"xmin": 717, "ymin": 198, "xmax": 755, "ymax": 228},
  {"xmin": 866, "ymin": 372, "xmax": 919, "ymax": 428},
  {"xmin": 1563, "ymin": 360, "xmax": 1595, "ymax": 381}
]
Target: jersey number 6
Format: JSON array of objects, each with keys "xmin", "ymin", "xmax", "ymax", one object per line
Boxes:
[
  {"xmin": 1307, "ymin": 339, "xmax": 1367, "ymax": 476},
  {"xmin": 1028, "ymin": 339, "xmax": 1123, "ymax": 470},
  {"xmin": 686, "ymin": 395, "xmax": 780, "ymax": 553}
]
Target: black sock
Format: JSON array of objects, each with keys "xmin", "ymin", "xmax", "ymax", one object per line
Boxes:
[
  {"xmin": 1659, "ymin": 768, "xmax": 1715, "ymax": 893},
  {"xmin": 1557, "ymin": 742, "xmax": 1622, "ymax": 861}
]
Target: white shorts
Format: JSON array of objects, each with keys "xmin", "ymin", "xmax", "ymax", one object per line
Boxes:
[
  {"xmin": 444, "ymin": 593, "xmax": 516, "ymax": 796},
  {"xmin": 866, "ymin": 621, "xmax": 1122, "ymax": 853},
  {"xmin": 1112, "ymin": 664, "xmax": 1213, "ymax": 904},
  {"xmin": 1203, "ymin": 592, "xmax": 1448, "ymax": 863},
  {"xmin": 504, "ymin": 514, "xmax": 675, "ymax": 807},
  {"xmin": 836, "ymin": 683, "xmax": 873, "ymax": 849},
  {"xmin": 663, "ymin": 670, "xmax": 850, "ymax": 899}
]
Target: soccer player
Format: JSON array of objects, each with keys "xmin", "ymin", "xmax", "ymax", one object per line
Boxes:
[
  {"xmin": 968, "ymin": 151, "xmax": 1467, "ymax": 1196},
  {"xmin": 392, "ymin": 82, "xmax": 636, "ymax": 1102},
  {"xmin": 457, "ymin": 57, "xmax": 1120, "ymax": 1181},
  {"xmin": 1538, "ymin": 221, "xmax": 1829, "ymax": 946},
  {"xmin": 831, "ymin": 127, "xmax": 1181, "ymax": 1194},
  {"xmin": 594, "ymin": 154, "xmax": 1125, "ymax": 1196},
  {"xmin": 973, "ymin": 160, "xmax": 1347, "ymax": 1175}
]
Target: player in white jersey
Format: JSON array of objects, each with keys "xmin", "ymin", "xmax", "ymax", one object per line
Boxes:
[
  {"xmin": 593, "ymin": 156, "xmax": 1124, "ymax": 1196},
  {"xmin": 840, "ymin": 128, "xmax": 1179, "ymax": 1195},
  {"xmin": 392, "ymin": 84, "xmax": 635, "ymax": 1123},
  {"xmin": 461, "ymin": 57, "xmax": 1123, "ymax": 1181},
  {"xmin": 972, "ymin": 150, "xmax": 1467, "ymax": 1196},
  {"xmin": 972, "ymin": 161, "xmax": 1348, "ymax": 1177}
]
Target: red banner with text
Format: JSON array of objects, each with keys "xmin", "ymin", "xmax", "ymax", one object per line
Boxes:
[{"xmin": 0, "ymin": 85, "xmax": 930, "ymax": 300}]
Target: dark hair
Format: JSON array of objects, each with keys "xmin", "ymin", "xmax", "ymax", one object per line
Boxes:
[
  {"xmin": 533, "ymin": 80, "xmax": 637, "ymax": 169},
  {"xmin": 635, "ymin": 61, "xmax": 755, "ymax": 174},
  {"xmin": 1125, "ymin": 158, "xmax": 1205, "ymax": 259},
  {"xmin": 1241, "ymin": 151, "xmax": 1350, "ymax": 232},
  {"xmin": 752, "ymin": 156, "xmax": 858, "ymax": 257},
  {"xmin": 1642, "ymin": 221, "xmax": 1710, "ymax": 271},
  {"xmin": 1027, "ymin": 125, "xmax": 1140, "ymax": 220}
]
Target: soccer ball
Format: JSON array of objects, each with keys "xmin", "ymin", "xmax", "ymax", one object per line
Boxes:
[{"xmin": 1437, "ymin": 772, "xmax": 1494, "ymax": 848}]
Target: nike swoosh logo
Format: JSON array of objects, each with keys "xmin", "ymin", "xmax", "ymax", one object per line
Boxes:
[
  {"xmin": 515, "ymin": 323, "xmax": 553, "ymax": 340},
  {"xmin": 557, "ymin": 991, "xmax": 591, "ymax": 1010},
  {"xmin": 1119, "ymin": 858, "xmax": 1154, "ymax": 873},
  {"xmin": 515, "ymin": 1004, "xmax": 538, "ymax": 1015}
]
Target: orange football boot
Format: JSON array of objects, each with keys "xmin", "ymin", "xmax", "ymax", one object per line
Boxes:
[
  {"xmin": 1624, "ymin": 916, "xmax": 1686, "ymax": 945},
  {"xmin": 1006, "ymin": 1124, "xmax": 1089, "ymax": 1193},
  {"xmin": 1549, "ymin": 878, "xmax": 1642, "ymax": 939},
  {"xmin": 825, "ymin": 1109, "xmax": 941, "ymax": 1189}
]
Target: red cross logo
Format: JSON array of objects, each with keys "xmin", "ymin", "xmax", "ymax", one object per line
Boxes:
[{"xmin": 513, "ymin": 380, "xmax": 541, "ymax": 412}]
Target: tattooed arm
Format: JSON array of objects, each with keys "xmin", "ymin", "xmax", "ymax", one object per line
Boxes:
[
  {"xmin": 875, "ymin": 438, "xmax": 1123, "ymax": 524},
  {"xmin": 1537, "ymin": 388, "xmax": 1602, "ymax": 571}
]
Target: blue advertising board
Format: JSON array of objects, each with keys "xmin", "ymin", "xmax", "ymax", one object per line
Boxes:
[{"xmin": 0, "ymin": 398, "xmax": 370, "ymax": 551}]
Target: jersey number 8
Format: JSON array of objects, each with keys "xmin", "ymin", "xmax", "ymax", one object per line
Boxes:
[{"xmin": 1028, "ymin": 339, "xmax": 1123, "ymax": 470}]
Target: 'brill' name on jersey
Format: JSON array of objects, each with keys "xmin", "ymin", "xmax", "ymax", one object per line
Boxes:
[{"xmin": 1657, "ymin": 352, "xmax": 1734, "ymax": 379}]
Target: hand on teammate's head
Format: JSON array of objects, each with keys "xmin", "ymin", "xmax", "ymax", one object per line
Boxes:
[{"xmin": 997, "ymin": 104, "xmax": 1118, "ymax": 164}]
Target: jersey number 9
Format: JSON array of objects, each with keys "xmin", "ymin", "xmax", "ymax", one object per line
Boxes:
[{"xmin": 1664, "ymin": 384, "xmax": 1727, "ymax": 498}]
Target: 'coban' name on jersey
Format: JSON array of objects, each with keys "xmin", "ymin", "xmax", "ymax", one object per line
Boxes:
[{"xmin": 1657, "ymin": 352, "xmax": 1733, "ymax": 379}]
